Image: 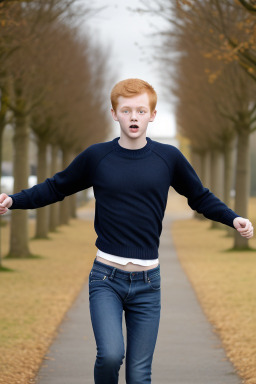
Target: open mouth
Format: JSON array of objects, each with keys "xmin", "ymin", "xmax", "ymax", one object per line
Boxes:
[{"xmin": 130, "ymin": 125, "xmax": 139, "ymax": 129}]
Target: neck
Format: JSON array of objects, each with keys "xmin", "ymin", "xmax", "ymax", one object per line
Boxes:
[{"xmin": 118, "ymin": 135, "xmax": 147, "ymax": 150}]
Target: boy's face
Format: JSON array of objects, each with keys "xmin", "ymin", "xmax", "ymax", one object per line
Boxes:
[{"xmin": 111, "ymin": 92, "xmax": 157, "ymax": 140}]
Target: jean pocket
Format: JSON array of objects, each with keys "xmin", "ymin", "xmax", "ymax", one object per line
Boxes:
[
  {"xmin": 89, "ymin": 269, "xmax": 109, "ymax": 284},
  {"xmin": 147, "ymin": 274, "xmax": 161, "ymax": 290}
]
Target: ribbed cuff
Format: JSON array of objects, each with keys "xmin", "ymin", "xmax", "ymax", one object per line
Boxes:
[
  {"xmin": 8, "ymin": 193, "xmax": 30, "ymax": 210},
  {"xmin": 220, "ymin": 209, "xmax": 240, "ymax": 228}
]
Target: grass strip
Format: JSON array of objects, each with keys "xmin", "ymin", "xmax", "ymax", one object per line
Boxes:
[
  {"xmin": 0, "ymin": 207, "xmax": 96, "ymax": 384},
  {"xmin": 171, "ymin": 198, "xmax": 256, "ymax": 384}
]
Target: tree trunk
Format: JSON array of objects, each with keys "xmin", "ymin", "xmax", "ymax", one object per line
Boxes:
[
  {"xmin": 194, "ymin": 150, "xmax": 211, "ymax": 221},
  {"xmin": 49, "ymin": 144, "xmax": 60, "ymax": 232},
  {"xmin": 190, "ymin": 149, "xmax": 202, "ymax": 178},
  {"xmin": 8, "ymin": 114, "xmax": 31, "ymax": 258},
  {"xmin": 35, "ymin": 139, "xmax": 49, "ymax": 238},
  {"xmin": 201, "ymin": 151, "xmax": 211, "ymax": 189},
  {"xmin": 0, "ymin": 122, "xmax": 4, "ymax": 267},
  {"xmin": 70, "ymin": 194, "xmax": 77, "ymax": 218},
  {"xmin": 59, "ymin": 148, "xmax": 71, "ymax": 225},
  {"xmin": 223, "ymin": 141, "xmax": 234, "ymax": 208},
  {"xmin": 234, "ymin": 129, "xmax": 250, "ymax": 249},
  {"xmin": 191, "ymin": 149, "xmax": 204, "ymax": 220},
  {"xmin": 69, "ymin": 150, "xmax": 77, "ymax": 218},
  {"xmin": 210, "ymin": 149, "xmax": 225, "ymax": 230},
  {"xmin": 223, "ymin": 139, "xmax": 235, "ymax": 237}
]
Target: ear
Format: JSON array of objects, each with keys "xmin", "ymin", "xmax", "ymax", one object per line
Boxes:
[
  {"xmin": 149, "ymin": 110, "xmax": 157, "ymax": 122},
  {"xmin": 111, "ymin": 108, "xmax": 118, "ymax": 121}
]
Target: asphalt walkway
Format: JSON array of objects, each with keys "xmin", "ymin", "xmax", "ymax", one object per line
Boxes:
[{"xmin": 35, "ymin": 210, "xmax": 242, "ymax": 384}]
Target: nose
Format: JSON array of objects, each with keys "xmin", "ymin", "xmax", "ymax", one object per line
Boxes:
[{"xmin": 131, "ymin": 111, "xmax": 137, "ymax": 121}]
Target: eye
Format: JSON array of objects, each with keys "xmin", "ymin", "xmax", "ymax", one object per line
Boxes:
[
  {"xmin": 139, "ymin": 110, "xmax": 146, "ymax": 114},
  {"xmin": 122, "ymin": 110, "xmax": 129, "ymax": 114}
]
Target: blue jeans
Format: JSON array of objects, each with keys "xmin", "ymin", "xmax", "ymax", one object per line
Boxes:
[{"xmin": 88, "ymin": 258, "xmax": 161, "ymax": 384}]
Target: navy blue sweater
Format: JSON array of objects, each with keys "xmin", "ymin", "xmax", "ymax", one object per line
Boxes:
[{"xmin": 9, "ymin": 137, "xmax": 239, "ymax": 259}]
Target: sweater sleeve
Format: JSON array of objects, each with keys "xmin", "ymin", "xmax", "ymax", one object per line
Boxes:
[
  {"xmin": 9, "ymin": 145, "xmax": 95, "ymax": 210},
  {"xmin": 170, "ymin": 147, "xmax": 240, "ymax": 228}
]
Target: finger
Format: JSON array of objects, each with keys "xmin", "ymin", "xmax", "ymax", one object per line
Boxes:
[
  {"xmin": 238, "ymin": 227, "xmax": 247, "ymax": 234},
  {"xmin": 242, "ymin": 221, "xmax": 250, "ymax": 231},
  {"xmin": 0, "ymin": 197, "xmax": 12, "ymax": 209},
  {"xmin": 0, "ymin": 201, "xmax": 9, "ymax": 208},
  {"xmin": 236, "ymin": 221, "xmax": 247, "ymax": 230},
  {"xmin": 238, "ymin": 221, "xmax": 252, "ymax": 232},
  {"xmin": 244, "ymin": 225, "xmax": 253, "ymax": 235},
  {"xmin": 239, "ymin": 226, "xmax": 252, "ymax": 234},
  {"xmin": 242, "ymin": 231, "xmax": 253, "ymax": 238},
  {"xmin": 0, "ymin": 193, "xmax": 8, "ymax": 204},
  {"xmin": 241, "ymin": 228, "xmax": 252, "ymax": 235}
]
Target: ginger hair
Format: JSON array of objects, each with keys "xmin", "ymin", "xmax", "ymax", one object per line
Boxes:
[{"xmin": 110, "ymin": 78, "xmax": 157, "ymax": 112}]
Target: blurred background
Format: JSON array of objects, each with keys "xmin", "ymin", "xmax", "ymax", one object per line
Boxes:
[
  {"xmin": 1, "ymin": 0, "xmax": 256, "ymax": 258},
  {"xmin": 1, "ymin": 3, "xmax": 256, "ymax": 384}
]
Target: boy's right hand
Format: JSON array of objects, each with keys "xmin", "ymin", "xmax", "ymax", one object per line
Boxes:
[{"xmin": 0, "ymin": 193, "xmax": 13, "ymax": 214}]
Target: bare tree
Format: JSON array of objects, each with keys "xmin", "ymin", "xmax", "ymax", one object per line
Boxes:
[
  {"xmin": 136, "ymin": 0, "xmax": 256, "ymax": 248},
  {"xmin": 1, "ymin": 1, "xmax": 111, "ymax": 257}
]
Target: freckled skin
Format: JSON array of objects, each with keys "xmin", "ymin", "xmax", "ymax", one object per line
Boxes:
[{"xmin": 111, "ymin": 92, "xmax": 157, "ymax": 150}]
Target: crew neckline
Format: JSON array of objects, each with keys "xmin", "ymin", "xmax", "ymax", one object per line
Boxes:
[{"xmin": 113, "ymin": 136, "xmax": 152, "ymax": 157}]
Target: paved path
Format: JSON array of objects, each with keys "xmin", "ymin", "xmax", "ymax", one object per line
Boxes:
[{"xmin": 35, "ymin": 211, "xmax": 241, "ymax": 384}]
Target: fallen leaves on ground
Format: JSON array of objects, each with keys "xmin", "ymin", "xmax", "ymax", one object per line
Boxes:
[
  {"xmin": 171, "ymin": 197, "xmax": 256, "ymax": 384},
  {"xmin": 0, "ymin": 206, "xmax": 96, "ymax": 384}
]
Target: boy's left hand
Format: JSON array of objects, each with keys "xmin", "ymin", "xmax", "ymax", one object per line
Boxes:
[{"xmin": 233, "ymin": 217, "xmax": 254, "ymax": 239}]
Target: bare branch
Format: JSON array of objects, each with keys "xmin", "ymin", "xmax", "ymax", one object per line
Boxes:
[{"xmin": 237, "ymin": 0, "xmax": 256, "ymax": 12}]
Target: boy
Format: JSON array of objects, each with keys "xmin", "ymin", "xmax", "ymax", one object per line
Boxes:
[{"xmin": 0, "ymin": 78, "xmax": 253, "ymax": 384}]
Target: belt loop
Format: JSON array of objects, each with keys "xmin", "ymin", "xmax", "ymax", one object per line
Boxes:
[
  {"xmin": 144, "ymin": 270, "xmax": 147, "ymax": 283},
  {"xmin": 109, "ymin": 267, "xmax": 116, "ymax": 281}
]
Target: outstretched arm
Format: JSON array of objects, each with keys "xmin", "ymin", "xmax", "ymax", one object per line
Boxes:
[
  {"xmin": 0, "ymin": 144, "xmax": 96, "ymax": 212},
  {"xmin": 171, "ymin": 147, "xmax": 254, "ymax": 239}
]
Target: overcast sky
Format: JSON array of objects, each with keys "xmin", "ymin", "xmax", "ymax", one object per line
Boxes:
[{"xmin": 83, "ymin": 0, "xmax": 176, "ymax": 139}]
